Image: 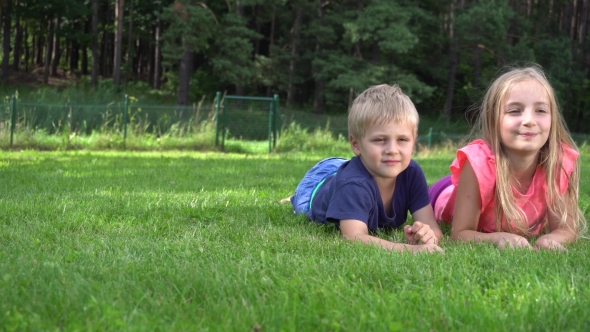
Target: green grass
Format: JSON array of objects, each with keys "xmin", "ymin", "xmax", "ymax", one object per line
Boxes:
[{"xmin": 1, "ymin": 150, "xmax": 590, "ymax": 331}]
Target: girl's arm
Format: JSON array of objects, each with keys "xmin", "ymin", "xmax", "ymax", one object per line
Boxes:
[
  {"xmin": 339, "ymin": 219, "xmax": 443, "ymax": 253},
  {"xmin": 535, "ymin": 206, "xmax": 578, "ymax": 251},
  {"xmin": 451, "ymin": 160, "xmax": 532, "ymax": 249}
]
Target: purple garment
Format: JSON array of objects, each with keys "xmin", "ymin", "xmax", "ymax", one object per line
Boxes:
[{"xmin": 428, "ymin": 175, "xmax": 452, "ymax": 209}]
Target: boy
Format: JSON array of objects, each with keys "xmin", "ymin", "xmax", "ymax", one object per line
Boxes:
[{"xmin": 287, "ymin": 84, "xmax": 443, "ymax": 253}]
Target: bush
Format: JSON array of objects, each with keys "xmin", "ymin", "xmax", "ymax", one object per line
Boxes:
[{"xmin": 275, "ymin": 123, "xmax": 350, "ymax": 155}]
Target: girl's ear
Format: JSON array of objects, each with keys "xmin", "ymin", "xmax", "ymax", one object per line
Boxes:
[{"xmin": 350, "ymin": 135, "xmax": 361, "ymax": 156}]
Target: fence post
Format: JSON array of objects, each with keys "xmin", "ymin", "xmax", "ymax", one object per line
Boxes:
[
  {"xmin": 124, "ymin": 94, "xmax": 129, "ymax": 149},
  {"xmin": 268, "ymin": 100, "xmax": 272, "ymax": 153},
  {"xmin": 428, "ymin": 127, "xmax": 432, "ymax": 149},
  {"xmin": 10, "ymin": 95, "xmax": 16, "ymax": 147},
  {"xmin": 273, "ymin": 94, "xmax": 279, "ymax": 150},
  {"xmin": 214, "ymin": 91, "xmax": 221, "ymax": 147}
]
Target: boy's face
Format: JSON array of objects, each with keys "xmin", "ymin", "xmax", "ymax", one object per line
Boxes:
[{"xmin": 350, "ymin": 120, "xmax": 415, "ymax": 183}]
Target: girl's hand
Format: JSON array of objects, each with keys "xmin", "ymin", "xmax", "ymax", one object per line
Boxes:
[
  {"xmin": 404, "ymin": 222, "xmax": 438, "ymax": 245},
  {"xmin": 534, "ymin": 236, "xmax": 566, "ymax": 251},
  {"xmin": 496, "ymin": 234, "xmax": 532, "ymax": 249}
]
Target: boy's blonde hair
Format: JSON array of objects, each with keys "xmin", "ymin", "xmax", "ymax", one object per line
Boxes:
[
  {"xmin": 476, "ymin": 65, "xmax": 585, "ymax": 236},
  {"xmin": 348, "ymin": 84, "xmax": 419, "ymax": 140}
]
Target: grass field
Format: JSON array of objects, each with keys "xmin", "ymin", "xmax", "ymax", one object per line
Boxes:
[{"xmin": 1, "ymin": 150, "xmax": 590, "ymax": 331}]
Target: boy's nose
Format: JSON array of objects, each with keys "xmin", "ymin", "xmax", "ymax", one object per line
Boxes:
[{"xmin": 385, "ymin": 141, "xmax": 397, "ymax": 153}]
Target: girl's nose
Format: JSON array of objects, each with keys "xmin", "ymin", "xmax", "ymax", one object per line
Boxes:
[{"xmin": 522, "ymin": 109, "xmax": 534, "ymax": 126}]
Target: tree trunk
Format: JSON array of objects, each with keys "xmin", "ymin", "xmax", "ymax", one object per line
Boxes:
[
  {"xmin": 69, "ymin": 20, "xmax": 80, "ymax": 74},
  {"xmin": 91, "ymin": 0, "xmax": 98, "ymax": 85},
  {"xmin": 24, "ymin": 22, "xmax": 29, "ymax": 72},
  {"xmin": 70, "ymin": 39, "xmax": 79, "ymax": 73},
  {"xmin": 443, "ymin": 1, "xmax": 460, "ymax": 123},
  {"xmin": 254, "ymin": 5, "xmax": 261, "ymax": 56},
  {"xmin": 265, "ymin": 12, "xmax": 275, "ymax": 96},
  {"xmin": 234, "ymin": 0, "xmax": 245, "ymax": 95},
  {"xmin": 12, "ymin": 1, "xmax": 22, "ymax": 72},
  {"xmin": 43, "ymin": 18, "xmax": 55, "ymax": 84},
  {"xmin": 286, "ymin": 6, "xmax": 302, "ymax": 107},
  {"xmin": 148, "ymin": 38, "xmax": 154, "ymax": 84},
  {"xmin": 1, "ymin": 0, "xmax": 12, "ymax": 83},
  {"xmin": 36, "ymin": 29, "xmax": 44, "ymax": 66},
  {"xmin": 101, "ymin": 3, "xmax": 111, "ymax": 78},
  {"xmin": 113, "ymin": 0, "xmax": 124, "ymax": 85},
  {"xmin": 578, "ymin": 0, "xmax": 589, "ymax": 65},
  {"xmin": 570, "ymin": 0, "xmax": 579, "ymax": 41},
  {"xmin": 313, "ymin": 1, "xmax": 327, "ymax": 114},
  {"xmin": 176, "ymin": 49, "xmax": 193, "ymax": 105},
  {"xmin": 153, "ymin": 18, "xmax": 161, "ymax": 89},
  {"xmin": 124, "ymin": 0, "xmax": 133, "ymax": 85},
  {"xmin": 473, "ymin": 43, "xmax": 482, "ymax": 88},
  {"xmin": 51, "ymin": 16, "xmax": 61, "ymax": 77},
  {"xmin": 81, "ymin": 45, "xmax": 88, "ymax": 75}
]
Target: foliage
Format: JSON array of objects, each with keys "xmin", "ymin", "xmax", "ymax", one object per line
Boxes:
[
  {"xmin": 275, "ymin": 122, "xmax": 350, "ymax": 155},
  {"xmin": 3, "ymin": 0, "xmax": 590, "ymax": 129},
  {"xmin": 161, "ymin": 1, "xmax": 217, "ymax": 64},
  {"xmin": 210, "ymin": 12, "xmax": 262, "ymax": 88}
]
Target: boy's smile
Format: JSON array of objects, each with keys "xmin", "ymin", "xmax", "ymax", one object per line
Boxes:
[{"xmin": 350, "ymin": 120, "xmax": 415, "ymax": 183}]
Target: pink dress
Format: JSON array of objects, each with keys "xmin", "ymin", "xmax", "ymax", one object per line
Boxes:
[{"xmin": 434, "ymin": 139, "xmax": 578, "ymax": 235}]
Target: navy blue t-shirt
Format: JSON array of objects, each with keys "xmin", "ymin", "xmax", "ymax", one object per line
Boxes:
[{"xmin": 306, "ymin": 156, "xmax": 430, "ymax": 231}]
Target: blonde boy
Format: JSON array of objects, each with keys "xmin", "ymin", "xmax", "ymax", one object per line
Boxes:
[{"xmin": 288, "ymin": 84, "xmax": 443, "ymax": 253}]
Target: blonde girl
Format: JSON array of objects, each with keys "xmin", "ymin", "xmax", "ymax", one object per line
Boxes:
[{"xmin": 429, "ymin": 65, "xmax": 586, "ymax": 250}]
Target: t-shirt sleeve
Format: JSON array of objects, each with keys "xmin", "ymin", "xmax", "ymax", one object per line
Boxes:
[
  {"xmin": 449, "ymin": 140, "xmax": 495, "ymax": 213},
  {"xmin": 559, "ymin": 143, "xmax": 579, "ymax": 194},
  {"xmin": 408, "ymin": 161, "xmax": 431, "ymax": 213},
  {"xmin": 325, "ymin": 182, "xmax": 374, "ymax": 224}
]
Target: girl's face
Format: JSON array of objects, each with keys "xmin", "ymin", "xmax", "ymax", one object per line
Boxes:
[{"xmin": 499, "ymin": 79, "xmax": 551, "ymax": 159}]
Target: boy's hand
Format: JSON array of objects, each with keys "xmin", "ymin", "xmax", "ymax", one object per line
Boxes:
[{"xmin": 404, "ymin": 221, "xmax": 438, "ymax": 245}]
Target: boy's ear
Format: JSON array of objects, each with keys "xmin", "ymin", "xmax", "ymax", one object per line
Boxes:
[{"xmin": 350, "ymin": 135, "xmax": 361, "ymax": 156}]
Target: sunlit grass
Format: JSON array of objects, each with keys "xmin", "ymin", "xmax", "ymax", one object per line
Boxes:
[{"xmin": 1, "ymin": 150, "xmax": 589, "ymax": 331}]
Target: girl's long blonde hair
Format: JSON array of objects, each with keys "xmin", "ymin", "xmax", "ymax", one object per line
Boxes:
[{"xmin": 475, "ymin": 65, "xmax": 586, "ymax": 236}]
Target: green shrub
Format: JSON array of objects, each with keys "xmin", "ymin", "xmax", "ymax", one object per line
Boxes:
[{"xmin": 275, "ymin": 123, "xmax": 350, "ymax": 155}]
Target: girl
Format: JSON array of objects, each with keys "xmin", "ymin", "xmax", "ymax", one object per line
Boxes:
[{"xmin": 429, "ymin": 65, "xmax": 586, "ymax": 250}]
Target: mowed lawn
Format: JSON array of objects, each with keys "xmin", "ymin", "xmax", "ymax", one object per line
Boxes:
[{"xmin": 1, "ymin": 150, "xmax": 590, "ymax": 331}]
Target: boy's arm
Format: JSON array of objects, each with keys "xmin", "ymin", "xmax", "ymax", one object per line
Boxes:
[
  {"xmin": 339, "ymin": 219, "xmax": 443, "ymax": 253},
  {"xmin": 409, "ymin": 205, "xmax": 443, "ymax": 244},
  {"xmin": 451, "ymin": 160, "xmax": 532, "ymax": 249}
]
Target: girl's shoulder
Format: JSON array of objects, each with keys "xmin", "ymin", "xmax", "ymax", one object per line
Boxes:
[
  {"xmin": 458, "ymin": 139, "xmax": 494, "ymax": 160},
  {"xmin": 561, "ymin": 142, "xmax": 579, "ymax": 164}
]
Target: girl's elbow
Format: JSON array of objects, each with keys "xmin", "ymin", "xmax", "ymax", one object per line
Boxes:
[{"xmin": 450, "ymin": 228, "xmax": 465, "ymax": 241}]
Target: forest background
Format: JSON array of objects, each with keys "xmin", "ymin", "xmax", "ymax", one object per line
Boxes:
[{"xmin": 0, "ymin": 0, "xmax": 589, "ymax": 135}]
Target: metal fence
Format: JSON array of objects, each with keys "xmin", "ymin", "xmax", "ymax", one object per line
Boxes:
[
  {"xmin": 3, "ymin": 94, "xmax": 589, "ymax": 151},
  {"xmin": 214, "ymin": 92, "xmax": 279, "ymax": 153}
]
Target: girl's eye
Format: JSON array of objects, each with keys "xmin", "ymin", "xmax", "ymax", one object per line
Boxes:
[
  {"xmin": 398, "ymin": 138, "xmax": 408, "ymax": 142},
  {"xmin": 536, "ymin": 109, "xmax": 547, "ymax": 113},
  {"xmin": 507, "ymin": 109, "xmax": 521, "ymax": 114}
]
